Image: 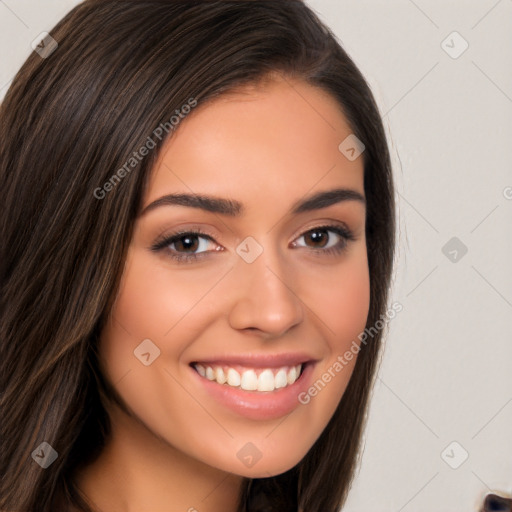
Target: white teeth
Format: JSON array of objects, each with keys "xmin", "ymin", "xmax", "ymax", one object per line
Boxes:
[
  {"xmin": 257, "ymin": 369, "xmax": 275, "ymax": 392},
  {"xmin": 240, "ymin": 369, "xmax": 258, "ymax": 391},
  {"xmin": 194, "ymin": 363, "xmax": 304, "ymax": 391},
  {"xmin": 287, "ymin": 366, "xmax": 297, "ymax": 385},
  {"xmin": 227, "ymin": 368, "xmax": 241, "ymax": 387},
  {"xmin": 274, "ymin": 369, "xmax": 287, "ymax": 389},
  {"xmin": 215, "ymin": 367, "xmax": 226, "ymax": 384}
]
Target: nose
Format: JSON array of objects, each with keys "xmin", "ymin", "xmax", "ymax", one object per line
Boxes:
[{"xmin": 227, "ymin": 250, "xmax": 304, "ymax": 338}]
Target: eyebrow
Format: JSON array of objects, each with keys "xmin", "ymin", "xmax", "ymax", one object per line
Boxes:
[{"xmin": 140, "ymin": 187, "xmax": 365, "ymax": 217}]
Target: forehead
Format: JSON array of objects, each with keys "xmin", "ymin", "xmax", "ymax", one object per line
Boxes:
[{"xmin": 144, "ymin": 77, "xmax": 364, "ymax": 215}]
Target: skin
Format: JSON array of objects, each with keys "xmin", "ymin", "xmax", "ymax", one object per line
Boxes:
[{"xmin": 75, "ymin": 75, "xmax": 370, "ymax": 512}]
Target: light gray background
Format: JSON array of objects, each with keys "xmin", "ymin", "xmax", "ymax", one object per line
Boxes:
[{"xmin": 1, "ymin": 1, "xmax": 511, "ymax": 511}]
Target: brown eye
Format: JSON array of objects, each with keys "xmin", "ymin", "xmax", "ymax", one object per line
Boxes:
[
  {"xmin": 292, "ymin": 224, "xmax": 355, "ymax": 256},
  {"xmin": 172, "ymin": 234, "xmax": 201, "ymax": 253},
  {"xmin": 150, "ymin": 229, "xmax": 222, "ymax": 263},
  {"xmin": 303, "ymin": 228, "xmax": 331, "ymax": 248}
]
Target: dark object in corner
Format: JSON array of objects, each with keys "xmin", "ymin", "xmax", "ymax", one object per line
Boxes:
[{"xmin": 481, "ymin": 493, "xmax": 512, "ymax": 512}]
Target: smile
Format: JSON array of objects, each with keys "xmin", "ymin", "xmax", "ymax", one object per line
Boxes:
[
  {"xmin": 188, "ymin": 353, "xmax": 316, "ymax": 420},
  {"xmin": 193, "ymin": 363, "xmax": 303, "ymax": 392}
]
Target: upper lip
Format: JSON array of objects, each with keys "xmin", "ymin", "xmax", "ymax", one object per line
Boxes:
[{"xmin": 190, "ymin": 352, "xmax": 317, "ymax": 368}]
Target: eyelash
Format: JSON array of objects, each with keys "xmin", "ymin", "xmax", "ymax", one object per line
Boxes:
[{"xmin": 150, "ymin": 224, "xmax": 356, "ymax": 264}]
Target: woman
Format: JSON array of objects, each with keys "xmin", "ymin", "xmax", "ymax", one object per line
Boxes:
[{"xmin": 0, "ymin": 1, "xmax": 396, "ymax": 510}]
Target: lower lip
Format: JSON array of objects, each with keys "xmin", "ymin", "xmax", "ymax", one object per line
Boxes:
[{"xmin": 190, "ymin": 363, "xmax": 314, "ymax": 420}]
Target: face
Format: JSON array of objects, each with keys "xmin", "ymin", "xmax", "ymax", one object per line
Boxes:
[{"xmin": 99, "ymin": 75, "xmax": 370, "ymax": 477}]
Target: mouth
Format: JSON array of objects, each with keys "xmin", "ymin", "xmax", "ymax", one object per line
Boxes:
[
  {"xmin": 188, "ymin": 354, "xmax": 316, "ymax": 420},
  {"xmin": 191, "ymin": 362, "xmax": 306, "ymax": 392}
]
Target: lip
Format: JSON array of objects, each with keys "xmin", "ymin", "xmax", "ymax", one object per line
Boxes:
[
  {"xmin": 190, "ymin": 352, "xmax": 314, "ymax": 368},
  {"xmin": 189, "ymin": 358, "xmax": 316, "ymax": 421}
]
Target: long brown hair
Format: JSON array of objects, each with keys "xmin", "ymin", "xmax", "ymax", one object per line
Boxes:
[{"xmin": 0, "ymin": 1, "xmax": 395, "ymax": 510}]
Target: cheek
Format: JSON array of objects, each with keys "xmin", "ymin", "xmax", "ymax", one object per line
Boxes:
[
  {"xmin": 312, "ymin": 248, "xmax": 371, "ymax": 354},
  {"xmin": 331, "ymin": 265, "xmax": 370, "ymax": 351},
  {"xmin": 98, "ymin": 247, "xmax": 229, "ymax": 405},
  {"xmin": 106, "ymin": 248, "xmax": 223, "ymax": 346},
  {"xmin": 298, "ymin": 248, "xmax": 370, "ymax": 417},
  {"xmin": 98, "ymin": 249, "xmax": 199, "ymax": 383}
]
